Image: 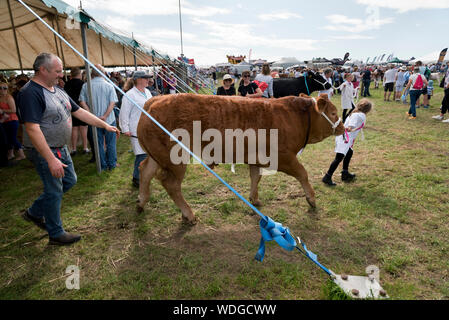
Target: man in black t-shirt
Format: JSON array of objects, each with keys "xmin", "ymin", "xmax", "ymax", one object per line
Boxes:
[{"xmin": 18, "ymin": 53, "xmax": 120, "ymax": 246}]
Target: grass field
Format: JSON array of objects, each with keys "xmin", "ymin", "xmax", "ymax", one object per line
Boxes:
[{"xmin": 1, "ymin": 83, "xmax": 448, "ymax": 300}]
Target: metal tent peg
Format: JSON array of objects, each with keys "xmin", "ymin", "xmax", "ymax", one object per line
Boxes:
[{"xmin": 329, "ymin": 269, "xmax": 389, "ymax": 299}]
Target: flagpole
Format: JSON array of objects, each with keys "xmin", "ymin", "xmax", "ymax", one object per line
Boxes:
[{"xmin": 178, "ymin": 0, "xmax": 184, "ymax": 59}]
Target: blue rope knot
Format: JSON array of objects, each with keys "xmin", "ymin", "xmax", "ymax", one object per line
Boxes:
[{"xmin": 255, "ymin": 216, "xmax": 297, "ymax": 262}]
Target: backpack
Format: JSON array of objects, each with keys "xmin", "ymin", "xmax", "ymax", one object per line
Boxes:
[
  {"xmin": 413, "ymin": 74, "xmax": 424, "ymax": 90},
  {"xmin": 253, "ymin": 80, "xmax": 268, "ymax": 94}
]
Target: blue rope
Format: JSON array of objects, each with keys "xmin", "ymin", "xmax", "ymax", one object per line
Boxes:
[
  {"xmin": 304, "ymin": 72, "xmax": 310, "ymax": 95},
  {"xmin": 255, "ymin": 217, "xmax": 296, "ymax": 262},
  {"xmin": 18, "ymin": 0, "xmax": 333, "ymax": 274}
]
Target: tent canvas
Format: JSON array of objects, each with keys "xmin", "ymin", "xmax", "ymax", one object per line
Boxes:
[{"xmin": 0, "ymin": 0, "xmax": 163, "ymax": 70}]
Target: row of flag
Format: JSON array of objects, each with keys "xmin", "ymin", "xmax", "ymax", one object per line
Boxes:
[{"xmin": 365, "ymin": 48, "xmax": 447, "ymax": 65}]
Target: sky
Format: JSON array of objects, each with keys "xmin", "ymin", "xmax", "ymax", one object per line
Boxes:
[{"xmin": 64, "ymin": 0, "xmax": 449, "ymax": 67}]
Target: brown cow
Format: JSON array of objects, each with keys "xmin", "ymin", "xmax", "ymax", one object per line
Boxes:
[{"xmin": 136, "ymin": 93, "xmax": 345, "ymax": 224}]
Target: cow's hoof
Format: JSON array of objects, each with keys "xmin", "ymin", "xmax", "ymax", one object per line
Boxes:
[
  {"xmin": 306, "ymin": 198, "xmax": 317, "ymax": 209},
  {"xmin": 182, "ymin": 215, "xmax": 199, "ymax": 226},
  {"xmin": 251, "ymin": 199, "xmax": 263, "ymax": 207},
  {"xmin": 136, "ymin": 205, "xmax": 144, "ymax": 214}
]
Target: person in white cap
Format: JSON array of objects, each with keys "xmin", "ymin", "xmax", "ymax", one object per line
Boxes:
[
  {"xmin": 217, "ymin": 74, "xmax": 236, "ymax": 96},
  {"xmin": 119, "ymin": 70, "xmax": 152, "ymax": 188}
]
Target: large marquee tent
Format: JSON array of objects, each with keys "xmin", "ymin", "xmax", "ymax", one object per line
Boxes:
[{"xmin": 0, "ymin": 0, "xmax": 171, "ymax": 71}]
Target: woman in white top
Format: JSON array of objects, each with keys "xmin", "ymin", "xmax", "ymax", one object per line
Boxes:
[
  {"xmin": 254, "ymin": 63, "xmax": 274, "ymax": 98},
  {"xmin": 352, "ymin": 66, "xmax": 361, "ymax": 89},
  {"xmin": 339, "ymin": 73, "xmax": 357, "ymax": 122},
  {"xmin": 403, "ymin": 67, "xmax": 428, "ymax": 119},
  {"xmin": 119, "ymin": 71, "xmax": 153, "ymax": 187},
  {"xmin": 322, "ymin": 99, "xmax": 373, "ymax": 186}
]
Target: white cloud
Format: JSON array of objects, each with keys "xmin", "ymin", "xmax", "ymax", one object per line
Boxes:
[
  {"xmin": 103, "ymin": 16, "xmax": 135, "ymax": 31},
  {"xmin": 258, "ymin": 12, "xmax": 302, "ymax": 21},
  {"xmin": 356, "ymin": 0, "xmax": 449, "ymax": 12},
  {"xmin": 323, "ymin": 14, "xmax": 394, "ymax": 33},
  {"xmin": 190, "ymin": 17, "xmax": 317, "ymax": 51},
  {"xmin": 330, "ymin": 34, "xmax": 374, "ymax": 40},
  {"xmin": 67, "ymin": 0, "xmax": 230, "ymax": 17},
  {"xmin": 137, "ymin": 29, "xmax": 197, "ymax": 42}
]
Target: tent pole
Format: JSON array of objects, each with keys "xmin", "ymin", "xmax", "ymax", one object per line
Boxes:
[
  {"xmin": 50, "ymin": 17, "xmax": 61, "ymax": 58},
  {"xmin": 55, "ymin": 14, "xmax": 67, "ymax": 72},
  {"xmin": 81, "ymin": 22, "xmax": 102, "ymax": 174},
  {"xmin": 7, "ymin": 0, "xmax": 23, "ymax": 73},
  {"xmin": 132, "ymin": 33, "xmax": 137, "ymax": 70},
  {"xmin": 123, "ymin": 45, "xmax": 127, "ymax": 71},
  {"xmin": 99, "ymin": 34, "xmax": 105, "ymax": 65},
  {"xmin": 152, "ymin": 55, "xmax": 158, "ymax": 92}
]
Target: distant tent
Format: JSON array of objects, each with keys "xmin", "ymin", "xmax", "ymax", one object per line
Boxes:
[
  {"xmin": 272, "ymin": 57, "xmax": 302, "ymax": 69},
  {"xmin": 409, "ymin": 51, "xmax": 449, "ymax": 65},
  {"xmin": 389, "ymin": 57, "xmax": 403, "ymax": 64}
]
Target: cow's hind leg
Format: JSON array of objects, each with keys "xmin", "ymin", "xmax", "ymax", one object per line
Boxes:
[
  {"xmin": 278, "ymin": 155, "xmax": 316, "ymax": 208},
  {"xmin": 160, "ymin": 165, "xmax": 197, "ymax": 225},
  {"xmin": 137, "ymin": 156, "xmax": 159, "ymax": 213},
  {"xmin": 249, "ymin": 165, "xmax": 263, "ymax": 207}
]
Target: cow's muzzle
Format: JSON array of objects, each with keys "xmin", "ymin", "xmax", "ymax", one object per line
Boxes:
[{"xmin": 321, "ymin": 112, "xmax": 342, "ymax": 134}]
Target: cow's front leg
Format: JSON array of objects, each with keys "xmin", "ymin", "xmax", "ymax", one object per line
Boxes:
[
  {"xmin": 278, "ymin": 156, "xmax": 316, "ymax": 208},
  {"xmin": 249, "ymin": 165, "xmax": 263, "ymax": 207}
]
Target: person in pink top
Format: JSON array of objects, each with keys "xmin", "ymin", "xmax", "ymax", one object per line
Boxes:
[{"xmin": 0, "ymin": 82, "xmax": 25, "ymax": 160}]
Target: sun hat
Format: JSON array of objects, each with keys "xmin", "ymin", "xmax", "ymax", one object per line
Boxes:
[
  {"xmin": 133, "ymin": 70, "xmax": 152, "ymax": 80},
  {"xmin": 222, "ymin": 74, "xmax": 234, "ymax": 84}
]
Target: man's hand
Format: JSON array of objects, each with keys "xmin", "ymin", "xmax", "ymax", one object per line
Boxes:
[
  {"xmin": 123, "ymin": 131, "xmax": 132, "ymax": 137},
  {"xmin": 48, "ymin": 157, "xmax": 68, "ymax": 178},
  {"xmin": 99, "ymin": 115, "xmax": 107, "ymax": 121},
  {"xmin": 105, "ymin": 125, "xmax": 121, "ymax": 139}
]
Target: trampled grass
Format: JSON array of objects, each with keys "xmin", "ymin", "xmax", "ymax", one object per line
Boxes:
[{"xmin": 0, "ymin": 84, "xmax": 448, "ymax": 300}]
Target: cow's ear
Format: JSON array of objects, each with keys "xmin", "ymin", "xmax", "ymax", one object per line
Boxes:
[
  {"xmin": 299, "ymin": 93, "xmax": 309, "ymax": 98},
  {"xmin": 316, "ymin": 97, "xmax": 328, "ymax": 112},
  {"xmin": 319, "ymin": 93, "xmax": 329, "ymax": 100}
]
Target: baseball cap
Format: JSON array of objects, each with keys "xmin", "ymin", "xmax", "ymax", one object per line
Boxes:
[
  {"xmin": 133, "ymin": 71, "xmax": 152, "ymax": 80},
  {"xmin": 222, "ymin": 74, "xmax": 234, "ymax": 84}
]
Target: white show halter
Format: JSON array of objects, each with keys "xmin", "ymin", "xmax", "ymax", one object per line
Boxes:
[{"xmin": 311, "ymin": 98, "xmax": 342, "ymax": 134}]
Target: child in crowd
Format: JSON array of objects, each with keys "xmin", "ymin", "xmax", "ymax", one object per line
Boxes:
[
  {"xmin": 424, "ymin": 80, "xmax": 434, "ymax": 109},
  {"xmin": 322, "ymin": 99, "xmax": 373, "ymax": 186},
  {"xmin": 339, "ymin": 73, "xmax": 357, "ymax": 122}
]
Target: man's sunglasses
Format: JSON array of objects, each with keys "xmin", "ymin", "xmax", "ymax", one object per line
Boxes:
[
  {"xmin": 243, "ymin": 75, "xmax": 250, "ymax": 78},
  {"xmin": 0, "ymin": 86, "xmax": 8, "ymax": 90}
]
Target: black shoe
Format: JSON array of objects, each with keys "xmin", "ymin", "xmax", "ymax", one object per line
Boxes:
[
  {"xmin": 89, "ymin": 157, "xmax": 96, "ymax": 163},
  {"xmin": 22, "ymin": 209, "xmax": 46, "ymax": 230},
  {"xmin": 132, "ymin": 178, "xmax": 139, "ymax": 188},
  {"xmin": 322, "ymin": 174, "xmax": 337, "ymax": 186},
  {"xmin": 49, "ymin": 232, "xmax": 81, "ymax": 246},
  {"xmin": 70, "ymin": 150, "xmax": 77, "ymax": 156},
  {"xmin": 341, "ymin": 170, "xmax": 356, "ymax": 182}
]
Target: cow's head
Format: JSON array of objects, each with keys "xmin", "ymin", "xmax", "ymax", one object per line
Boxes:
[
  {"xmin": 305, "ymin": 93, "xmax": 345, "ymax": 141},
  {"xmin": 306, "ymin": 70, "xmax": 332, "ymax": 91}
]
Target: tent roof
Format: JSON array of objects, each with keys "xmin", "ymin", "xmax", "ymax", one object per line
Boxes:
[{"xmin": 0, "ymin": 0, "xmax": 170, "ymax": 70}]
